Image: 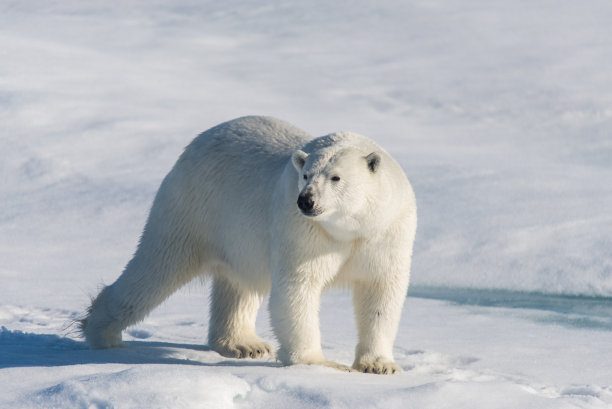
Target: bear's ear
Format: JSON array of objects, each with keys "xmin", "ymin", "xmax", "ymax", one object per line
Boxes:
[
  {"xmin": 292, "ymin": 150, "xmax": 308, "ymax": 172},
  {"xmin": 365, "ymin": 152, "xmax": 381, "ymax": 173}
]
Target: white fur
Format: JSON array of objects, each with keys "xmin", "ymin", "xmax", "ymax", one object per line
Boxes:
[{"xmin": 81, "ymin": 116, "xmax": 417, "ymax": 374}]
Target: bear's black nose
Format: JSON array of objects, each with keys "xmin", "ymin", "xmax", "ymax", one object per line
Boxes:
[{"xmin": 297, "ymin": 192, "xmax": 315, "ymax": 214}]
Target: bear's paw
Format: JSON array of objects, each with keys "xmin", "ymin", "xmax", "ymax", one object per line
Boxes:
[
  {"xmin": 353, "ymin": 358, "xmax": 401, "ymax": 375},
  {"xmin": 211, "ymin": 337, "xmax": 273, "ymax": 359}
]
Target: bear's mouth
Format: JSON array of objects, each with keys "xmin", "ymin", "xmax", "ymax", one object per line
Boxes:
[{"xmin": 298, "ymin": 207, "xmax": 323, "ymax": 218}]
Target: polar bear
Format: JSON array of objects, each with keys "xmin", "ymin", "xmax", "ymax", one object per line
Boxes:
[{"xmin": 81, "ymin": 116, "xmax": 417, "ymax": 374}]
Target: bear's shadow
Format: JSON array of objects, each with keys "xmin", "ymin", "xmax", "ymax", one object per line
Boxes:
[{"xmin": 0, "ymin": 329, "xmax": 281, "ymax": 369}]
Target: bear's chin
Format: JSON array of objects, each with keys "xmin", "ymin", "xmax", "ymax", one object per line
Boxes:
[{"xmin": 311, "ymin": 212, "xmax": 363, "ymax": 242}]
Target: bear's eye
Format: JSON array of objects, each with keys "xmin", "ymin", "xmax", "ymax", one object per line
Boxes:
[
  {"xmin": 331, "ymin": 176, "xmax": 340, "ymax": 182},
  {"xmin": 303, "ymin": 174, "xmax": 308, "ymax": 180}
]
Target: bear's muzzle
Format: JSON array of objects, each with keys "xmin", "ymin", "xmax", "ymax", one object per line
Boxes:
[{"xmin": 297, "ymin": 191, "xmax": 319, "ymax": 216}]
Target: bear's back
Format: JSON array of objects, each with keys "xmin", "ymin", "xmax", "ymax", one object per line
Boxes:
[
  {"xmin": 186, "ymin": 116, "xmax": 311, "ymax": 168},
  {"xmin": 169, "ymin": 116, "xmax": 313, "ymax": 205}
]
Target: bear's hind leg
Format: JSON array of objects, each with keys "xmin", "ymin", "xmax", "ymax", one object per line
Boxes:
[
  {"xmin": 208, "ymin": 276, "xmax": 272, "ymax": 359},
  {"xmin": 81, "ymin": 229, "xmax": 202, "ymax": 349}
]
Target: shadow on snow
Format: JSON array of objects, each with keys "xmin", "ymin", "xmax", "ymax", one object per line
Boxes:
[{"xmin": 0, "ymin": 327, "xmax": 281, "ymax": 369}]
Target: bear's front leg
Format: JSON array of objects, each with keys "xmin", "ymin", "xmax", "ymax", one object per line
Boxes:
[
  {"xmin": 352, "ymin": 275, "xmax": 409, "ymax": 374},
  {"xmin": 267, "ymin": 200, "xmax": 353, "ymax": 371},
  {"xmin": 269, "ymin": 266, "xmax": 351, "ymax": 372},
  {"xmin": 270, "ymin": 277, "xmax": 325, "ymax": 365}
]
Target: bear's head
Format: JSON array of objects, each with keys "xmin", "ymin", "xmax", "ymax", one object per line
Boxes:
[{"xmin": 291, "ymin": 143, "xmax": 382, "ymax": 240}]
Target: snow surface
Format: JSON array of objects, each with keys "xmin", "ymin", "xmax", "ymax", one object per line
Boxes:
[{"xmin": 1, "ymin": 0, "xmax": 611, "ymax": 408}]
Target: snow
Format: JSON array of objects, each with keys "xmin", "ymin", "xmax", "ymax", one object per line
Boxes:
[
  {"xmin": 1, "ymin": 0, "xmax": 611, "ymax": 408},
  {"xmin": 2, "ymin": 293, "xmax": 611, "ymax": 408}
]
